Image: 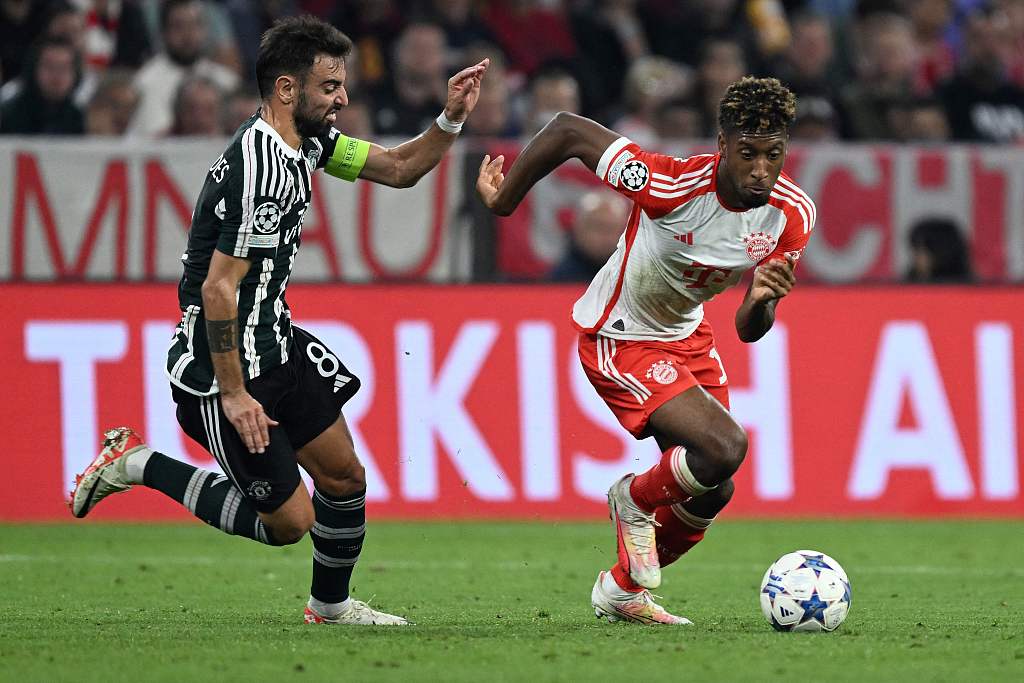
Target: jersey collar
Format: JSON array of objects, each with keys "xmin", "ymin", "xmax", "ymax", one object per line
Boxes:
[{"xmin": 254, "ymin": 115, "xmax": 301, "ymax": 159}]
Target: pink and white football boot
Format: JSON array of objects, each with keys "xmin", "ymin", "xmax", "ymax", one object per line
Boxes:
[
  {"xmin": 591, "ymin": 571, "xmax": 692, "ymax": 626},
  {"xmin": 69, "ymin": 427, "xmax": 150, "ymax": 518}
]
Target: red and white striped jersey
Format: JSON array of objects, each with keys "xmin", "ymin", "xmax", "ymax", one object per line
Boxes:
[{"xmin": 572, "ymin": 137, "xmax": 815, "ymax": 341}]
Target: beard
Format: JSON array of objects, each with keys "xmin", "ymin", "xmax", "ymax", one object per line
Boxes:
[{"xmin": 293, "ymin": 90, "xmax": 331, "ymax": 138}]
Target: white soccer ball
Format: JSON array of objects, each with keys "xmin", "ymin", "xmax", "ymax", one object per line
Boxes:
[{"xmin": 759, "ymin": 549, "xmax": 852, "ymax": 632}]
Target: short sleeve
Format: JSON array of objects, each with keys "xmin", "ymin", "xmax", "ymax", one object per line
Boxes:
[
  {"xmin": 763, "ymin": 175, "xmax": 816, "ymax": 266},
  {"xmin": 595, "ymin": 137, "xmax": 718, "ymax": 219},
  {"xmin": 215, "ymin": 128, "xmax": 282, "ymax": 260},
  {"xmin": 318, "ymin": 126, "xmax": 371, "ymax": 181}
]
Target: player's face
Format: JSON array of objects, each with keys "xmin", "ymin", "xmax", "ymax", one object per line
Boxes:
[
  {"xmin": 294, "ymin": 54, "xmax": 348, "ymax": 138},
  {"xmin": 717, "ymin": 131, "xmax": 788, "ymax": 209}
]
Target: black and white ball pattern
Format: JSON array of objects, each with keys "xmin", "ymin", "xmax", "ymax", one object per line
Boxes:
[
  {"xmin": 253, "ymin": 202, "xmax": 282, "ymax": 234},
  {"xmin": 620, "ymin": 160, "xmax": 650, "ymax": 191}
]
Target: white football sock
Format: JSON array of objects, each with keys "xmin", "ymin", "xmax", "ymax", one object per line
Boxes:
[
  {"xmin": 308, "ymin": 596, "xmax": 351, "ymax": 618},
  {"xmin": 124, "ymin": 447, "xmax": 154, "ymax": 485},
  {"xmin": 602, "ymin": 571, "xmax": 637, "ymax": 600}
]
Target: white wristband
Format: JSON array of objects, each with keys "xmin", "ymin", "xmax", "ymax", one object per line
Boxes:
[{"xmin": 436, "ymin": 111, "xmax": 464, "ymax": 134}]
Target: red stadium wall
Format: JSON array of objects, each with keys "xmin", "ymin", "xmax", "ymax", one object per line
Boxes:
[{"xmin": 1, "ymin": 284, "xmax": 1021, "ymax": 520}]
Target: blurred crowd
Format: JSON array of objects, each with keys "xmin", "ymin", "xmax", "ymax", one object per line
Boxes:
[{"xmin": 0, "ymin": 0, "xmax": 1022, "ymax": 143}]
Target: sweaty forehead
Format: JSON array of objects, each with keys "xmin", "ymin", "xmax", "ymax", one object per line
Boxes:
[{"xmin": 311, "ymin": 54, "xmax": 346, "ymax": 80}]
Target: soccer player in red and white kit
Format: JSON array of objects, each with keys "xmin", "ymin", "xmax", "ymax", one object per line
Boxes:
[{"xmin": 477, "ymin": 77, "xmax": 814, "ymax": 625}]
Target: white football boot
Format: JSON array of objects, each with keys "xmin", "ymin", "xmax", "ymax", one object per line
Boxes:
[
  {"xmin": 591, "ymin": 571, "xmax": 692, "ymax": 626},
  {"xmin": 69, "ymin": 427, "xmax": 149, "ymax": 518},
  {"xmin": 304, "ymin": 601, "xmax": 410, "ymax": 626},
  {"xmin": 607, "ymin": 474, "xmax": 661, "ymax": 589}
]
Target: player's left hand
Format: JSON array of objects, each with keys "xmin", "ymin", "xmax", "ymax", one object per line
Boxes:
[
  {"xmin": 476, "ymin": 154, "xmax": 505, "ymax": 210},
  {"xmin": 443, "ymin": 59, "xmax": 489, "ymax": 123},
  {"xmin": 750, "ymin": 254, "xmax": 797, "ymax": 303}
]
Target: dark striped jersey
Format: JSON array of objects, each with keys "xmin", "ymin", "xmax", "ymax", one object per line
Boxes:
[{"xmin": 166, "ymin": 114, "xmax": 369, "ymax": 395}]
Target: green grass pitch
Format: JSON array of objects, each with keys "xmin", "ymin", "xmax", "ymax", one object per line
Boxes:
[{"xmin": 1, "ymin": 520, "xmax": 1021, "ymax": 682}]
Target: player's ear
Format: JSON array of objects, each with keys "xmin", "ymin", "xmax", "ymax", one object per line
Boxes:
[
  {"xmin": 276, "ymin": 75, "xmax": 296, "ymax": 105},
  {"xmin": 717, "ymin": 131, "xmax": 727, "ymax": 157}
]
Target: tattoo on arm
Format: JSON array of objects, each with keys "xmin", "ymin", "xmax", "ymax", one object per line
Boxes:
[{"xmin": 206, "ymin": 318, "xmax": 238, "ymax": 353}]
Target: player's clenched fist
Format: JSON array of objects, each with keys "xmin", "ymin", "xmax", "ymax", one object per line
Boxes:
[
  {"xmin": 750, "ymin": 254, "xmax": 797, "ymax": 303},
  {"xmin": 221, "ymin": 390, "xmax": 278, "ymax": 454}
]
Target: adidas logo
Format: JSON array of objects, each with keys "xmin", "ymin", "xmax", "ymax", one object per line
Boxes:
[
  {"xmin": 673, "ymin": 233, "xmax": 694, "ymax": 245},
  {"xmin": 333, "ymin": 375, "xmax": 351, "ymax": 393}
]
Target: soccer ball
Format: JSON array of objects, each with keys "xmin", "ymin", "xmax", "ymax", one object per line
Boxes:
[{"xmin": 759, "ymin": 550, "xmax": 851, "ymax": 632}]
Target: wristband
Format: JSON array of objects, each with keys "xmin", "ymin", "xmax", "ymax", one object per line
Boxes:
[{"xmin": 436, "ymin": 111, "xmax": 464, "ymax": 134}]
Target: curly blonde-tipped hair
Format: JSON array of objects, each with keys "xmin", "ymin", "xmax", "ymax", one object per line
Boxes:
[{"xmin": 718, "ymin": 76, "xmax": 796, "ymax": 135}]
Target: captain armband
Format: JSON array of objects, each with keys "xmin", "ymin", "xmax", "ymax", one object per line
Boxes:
[{"xmin": 324, "ymin": 134, "xmax": 371, "ymax": 182}]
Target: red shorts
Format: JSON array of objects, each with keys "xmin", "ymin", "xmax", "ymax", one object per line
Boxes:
[{"xmin": 577, "ymin": 319, "xmax": 730, "ymax": 439}]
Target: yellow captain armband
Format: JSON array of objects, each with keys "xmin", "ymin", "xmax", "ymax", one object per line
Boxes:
[{"xmin": 324, "ymin": 134, "xmax": 370, "ymax": 181}]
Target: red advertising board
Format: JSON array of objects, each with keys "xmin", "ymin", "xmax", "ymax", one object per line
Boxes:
[{"xmin": 1, "ymin": 284, "xmax": 1020, "ymax": 521}]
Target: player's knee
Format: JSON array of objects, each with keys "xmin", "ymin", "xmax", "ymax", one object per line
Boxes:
[
  {"xmin": 714, "ymin": 477, "xmax": 736, "ymax": 505},
  {"xmin": 265, "ymin": 510, "xmax": 314, "ymax": 546},
  {"xmin": 708, "ymin": 426, "xmax": 747, "ymax": 481},
  {"xmin": 316, "ymin": 460, "xmax": 366, "ymax": 498}
]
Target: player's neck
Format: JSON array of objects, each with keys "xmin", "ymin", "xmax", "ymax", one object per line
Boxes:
[{"xmin": 259, "ymin": 102, "xmax": 302, "ymax": 151}]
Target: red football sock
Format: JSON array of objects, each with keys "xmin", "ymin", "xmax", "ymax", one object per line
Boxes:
[
  {"xmin": 654, "ymin": 505, "xmax": 712, "ymax": 568},
  {"xmin": 610, "ymin": 562, "xmax": 645, "ymax": 592},
  {"xmin": 629, "ymin": 446, "xmax": 711, "ymax": 512}
]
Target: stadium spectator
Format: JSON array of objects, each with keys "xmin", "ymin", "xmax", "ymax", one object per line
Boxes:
[
  {"xmin": 548, "ymin": 191, "xmax": 630, "ymax": 283},
  {"xmin": 330, "ymin": 0, "xmax": 406, "ymax": 87},
  {"xmin": 524, "ymin": 66, "xmax": 581, "ymax": 136},
  {"xmin": 482, "ymin": 0, "xmax": 578, "ymax": 77},
  {"xmin": 221, "ymin": 86, "xmax": 261, "ymax": 136},
  {"xmin": 463, "ymin": 72, "xmax": 516, "ymax": 139},
  {"xmin": 790, "ymin": 94, "xmax": 841, "ymax": 140},
  {"xmin": 839, "ymin": 12, "xmax": 926, "ymax": 139},
  {"xmin": 653, "ymin": 97, "xmax": 703, "ymax": 140},
  {"xmin": 908, "ymin": 0, "xmax": 957, "ymax": 89},
  {"xmin": 938, "ymin": 4, "xmax": 1024, "ymax": 141},
  {"xmin": 168, "ymin": 74, "xmax": 222, "ymax": 136},
  {"xmin": 906, "ymin": 216, "xmax": 974, "ymax": 282},
  {"xmin": 613, "ymin": 56, "xmax": 693, "ymax": 147},
  {"xmin": 894, "ymin": 96, "xmax": 952, "ymax": 140},
  {"xmin": 371, "ymin": 22, "xmax": 447, "ymax": 135},
  {"xmin": 0, "ymin": 0, "xmax": 51, "ymax": 86},
  {"xmin": 425, "ymin": 0, "xmax": 496, "ymax": 67},
  {"xmin": 772, "ymin": 11, "xmax": 841, "ymax": 102},
  {"xmin": 695, "ymin": 39, "xmax": 747, "ymax": 137},
  {"xmin": 570, "ymin": 0, "xmax": 650, "ymax": 118},
  {"xmin": 128, "ymin": 0, "xmax": 239, "ymax": 137},
  {"xmin": 85, "ymin": 67, "xmax": 139, "ymax": 135},
  {"xmin": 0, "ymin": 36, "xmax": 84, "ymax": 135},
  {"xmin": 638, "ymin": 0, "xmax": 758, "ymax": 68},
  {"xmin": 68, "ymin": 0, "xmax": 151, "ymax": 73},
  {"xmin": 225, "ymin": 0, "xmax": 299, "ymax": 82},
  {"xmin": 333, "ymin": 96, "xmax": 375, "ymax": 138}
]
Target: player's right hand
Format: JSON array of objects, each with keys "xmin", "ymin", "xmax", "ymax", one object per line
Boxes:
[
  {"xmin": 476, "ymin": 154, "xmax": 505, "ymax": 211},
  {"xmin": 221, "ymin": 390, "xmax": 279, "ymax": 454}
]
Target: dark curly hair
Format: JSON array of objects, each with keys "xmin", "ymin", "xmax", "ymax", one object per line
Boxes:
[
  {"xmin": 718, "ymin": 76, "xmax": 796, "ymax": 135},
  {"xmin": 256, "ymin": 15, "xmax": 353, "ymax": 99}
]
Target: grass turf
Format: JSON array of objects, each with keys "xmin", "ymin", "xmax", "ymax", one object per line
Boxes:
[{"xmin": 1, "ymin": 520, "xmax": 1021, "ymax": 682}]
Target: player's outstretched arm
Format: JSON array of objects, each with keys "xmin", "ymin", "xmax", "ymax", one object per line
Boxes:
[
  {"xmin": 477, "ymin": 112, "xmax": 619, "ymax": 216},
  {"xmin": 202, "ymin": 250, "xmax": 279, "ymax": 454},
  {"xmin": 735, "ymin": 254, "xmax": 797, "ymax": 343},
  {"xmin": 356, "ymin": 59, "xmax": 488, "ymax": 188}
]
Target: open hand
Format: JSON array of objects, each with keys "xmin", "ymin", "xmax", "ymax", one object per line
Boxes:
[
  {"xmin": 750, "ymin": 254, "xmax": 797, "ymax": 303},
  {"xmin": 476, "ymin": 154, "xmax": 506, "ymax": 210},
  {"xmin": 221, "ymin": 390, "xmax": 279, "ymax": 454},
  {"xmin": 443, "ymin": 59, "xmax": 489, "ymax": 123}
]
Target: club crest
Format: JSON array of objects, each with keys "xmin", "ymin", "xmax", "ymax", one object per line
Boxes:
[
  {"xmin": 646, "ymin": 359, "xmax": 678, "ymax": 385},
  {"xmin": 742, "ymin": 231, "xmax": 778, "ymax": 261}
]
